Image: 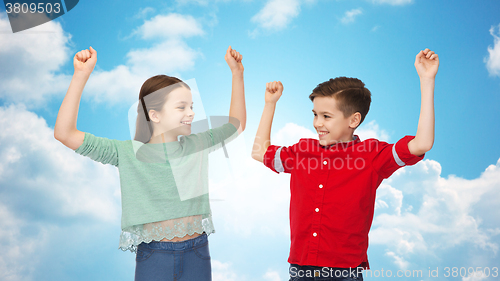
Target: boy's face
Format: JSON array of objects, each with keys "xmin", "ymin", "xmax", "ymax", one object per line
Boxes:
[{"xmin": 312, "ymin": 96, "xmax": 355, "ymax": 146}]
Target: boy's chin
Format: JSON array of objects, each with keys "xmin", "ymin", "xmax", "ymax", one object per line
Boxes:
[{"xmin": 319, "ymin": 139, "xmax": 331, "ymax": 146}]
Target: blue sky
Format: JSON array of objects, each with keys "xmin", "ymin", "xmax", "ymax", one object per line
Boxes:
[{"xmin": 1, "ymin": 0, "xmax": 500, "ymax": 280}]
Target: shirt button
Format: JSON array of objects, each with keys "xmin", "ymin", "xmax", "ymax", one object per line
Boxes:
[
  {"xmin": 313, "ymin": 232, "xmax": 318, "ymax": 237},
  {"xmin": 319, "ymin": 184, "xmax": 323, "ymax": 188},
  {"xmin": 323, "ymin": 160, "xmax": 327, "ymax": 165},
  {"xmin": 315, "ymin": 208, "xmax": 319, "ymax": 212}
]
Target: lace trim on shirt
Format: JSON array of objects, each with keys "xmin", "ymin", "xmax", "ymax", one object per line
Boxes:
[{"xmin": 118, "ymin": 214, "xmax": 215, "ymax": 253}]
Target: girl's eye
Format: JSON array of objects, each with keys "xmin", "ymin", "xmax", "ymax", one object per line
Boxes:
[
  {"xmin": 178, "ymin": 107, "xmax": 185, "ymax": 110},
  {"xmin": 324, "ymin": 115, "xmax": 330, "ymax": 118},
  {"xmin": 313, "ymin": 113, "xmax": 317, "ymax": 116},
  {"xmin": 190, "ymin": 106, "xmax": 193, "ymax": 110}
]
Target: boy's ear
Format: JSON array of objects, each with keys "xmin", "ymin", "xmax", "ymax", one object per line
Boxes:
[{"xmin": 349, "ymin": 112, "xmax": 361, "ymax": 129}]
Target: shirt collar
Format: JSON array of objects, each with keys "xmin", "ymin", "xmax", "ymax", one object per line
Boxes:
[{"xmin": 321, "ymin": 135, "xmax": 361, "ymax": 150}]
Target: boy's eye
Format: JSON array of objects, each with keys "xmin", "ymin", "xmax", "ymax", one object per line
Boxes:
[
  {"xmin": 178, "ymin": 107, "xmax": 185, "ymax": 109},
  {"xmin": 324, "ymin": 115, "xmax": 330, "ymax": 118},
  {"xmin": 313, "ymin": 113, "xmax": 317, "ymax": 116}
]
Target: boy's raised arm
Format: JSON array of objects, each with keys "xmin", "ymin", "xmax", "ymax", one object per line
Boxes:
[
  {"xmin": 408, "ymin": 48, "xmax": 439, "ymax": 157},
  {"xmin": 224, "ymin": 46, "xmax": 246, "ymax": 134},
  {"xmin": 252, "ymin": 81, "xmax": 283, "ymax": 163}
]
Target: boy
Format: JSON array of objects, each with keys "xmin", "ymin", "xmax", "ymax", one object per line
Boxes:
[{"xmin": 252, "ymin": 48, "xmax": 439, "ymax": 281}]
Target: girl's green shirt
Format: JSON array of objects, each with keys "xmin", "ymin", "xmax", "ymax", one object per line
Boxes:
[{"xmin": 73, "ymin": 123, "xmax": 238, "ymax": 230}]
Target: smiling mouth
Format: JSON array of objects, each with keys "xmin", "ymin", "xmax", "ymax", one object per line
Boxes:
[
  {"xmin": 318, "ymin": 131, "xmax": 329, "ymax": 136},
  {"xmin": 181, "ymin": 121, "xmax": 192, "ymax": 125}
]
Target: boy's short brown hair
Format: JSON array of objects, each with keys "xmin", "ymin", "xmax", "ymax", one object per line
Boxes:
[{"xmin": 309, "ymin": 77, "xmax": 372, "ymax": 127}]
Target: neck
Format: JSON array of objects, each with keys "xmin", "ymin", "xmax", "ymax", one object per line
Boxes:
[
  {"xmin": 337, "ymin": 136, "xmax": 354, "ymax": 143},
  {"xmin": 148, "ymin": 132, "xmax": 178, "ymax": 144}
]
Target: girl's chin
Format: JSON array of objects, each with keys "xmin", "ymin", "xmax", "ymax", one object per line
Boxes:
[{"xmin": 180, "ymin": 128, "xmax": 191, "ymax": 135}]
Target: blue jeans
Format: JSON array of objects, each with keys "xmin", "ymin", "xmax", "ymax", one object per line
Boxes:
[
  {"xmin": 289, "ymin": 263, "xmax": 364, "ymax": 281},
  {"xmin": 134, "ymin": 233, "xmax": 211, "ymax": 281}
]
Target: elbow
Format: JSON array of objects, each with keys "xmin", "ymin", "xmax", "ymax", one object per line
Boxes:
[
  {"xmin": 251, "ymin": 151, "xmax": 263, "ymax": 163},
  {"xmin": 54, "ymin": 129, "xmax": 64, "ymax": 142},
  {"xmin": 419, "ymin": 140, "xmax": 434, "ymax": 154},
  {"xmin": 413, "ymin": 142, "xmax": 433, "ymax": 156},
  {"xmin": 423, "ymin": 143, "xmax": 433, "ymax": 153}
]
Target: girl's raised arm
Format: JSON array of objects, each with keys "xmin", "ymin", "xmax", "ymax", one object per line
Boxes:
[
  {"xmin": 224, "ymin": 46, "xmax": 246, "ymax": 134},
  {"xmin": 54, "ymin": 47, "xmax": 97, "ymax": 150}
]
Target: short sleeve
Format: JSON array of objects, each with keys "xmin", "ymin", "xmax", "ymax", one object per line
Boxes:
[
  {"xmin": 371, "ymin": 135, "xmax": 424, "ymax": 179},
  {"xmin": 74, "ymin": 132, "xmax": 119, "ymax": 167},
  {"xmin": 263, "ymin": 143, "xmax": 298, "ymax": 174}
]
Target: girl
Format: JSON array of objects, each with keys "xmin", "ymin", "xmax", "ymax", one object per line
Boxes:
[{"xmin": 54, "ymin": 45, "xmax": 246, "ymax": 280}]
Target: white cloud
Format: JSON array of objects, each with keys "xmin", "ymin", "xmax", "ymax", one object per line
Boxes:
[
  {"xmin": 0, "ymin": 203, "xmax": 46, "ymax": 281},
  {"xmin": 127, "ymin": 39, "xmax": 199, "ymax": 75},
  {"xmin": 251, "ymin": 0, "xmax": 301, "ymax": 31},
  {"xmin": 212, "ymin": 260, "xmax": 242, "ymax": 281},
  {"xmin": 385, "ymin": 251, "xmax": 409, "ymax": 269},
  {"xmin": 356, "ymin": 120, "xmax": 390, "ymax": 141},
  {"xmin": 134, "ymin": 13, "xmax": 204, "ymax": 40},
  {"xmin": 340, "ymin": 9, "xmax": 363, "ymax": 25},
  {"xmin": 263, "ymin": 269, "xmax": 282, "ymax": 281},
  {"xmin": 176, "ymin": 0, "xmax": 211, "ymax": 5},
  {"xmin": 462, "ymin": 273, "xmax": 489, "ymax": 281},
  {"xmin": 212, "ymin": 260, "xmax": 281, "ymax": 281},
  {"xmin": 485, "ymin": 24, "xmax": 500, "ymax": 77},
  {"xmin": 133, "ymin": 7, "xmax": 155, "ymax": 19},
  {"xmin": 371, "ymin": 0, "xmax": 413, "ymax": 5},
  {"xmin": 0, "ymin": 14, "xmax": 71, "ymax": 108}
]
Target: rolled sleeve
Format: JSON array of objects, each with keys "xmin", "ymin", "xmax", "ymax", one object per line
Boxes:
[
  {"xmin": 263, "ymin": 144, "xmax": 296, "ymax": 174},
  {"xmin": 74, "ymin": 132, "xmax": 119, "ymax": 167},
  {"xmin": 393, "ymin": 135, "xmax": 425, "ymax": 166},
  {"xmin": 372, "ymin": 135, "xmax": 424, "ymax": 179}
]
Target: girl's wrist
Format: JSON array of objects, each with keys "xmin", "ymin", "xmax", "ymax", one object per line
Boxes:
[{"xmin": 73, "ymin": 70, "xmax": 91, "ymax": 80}]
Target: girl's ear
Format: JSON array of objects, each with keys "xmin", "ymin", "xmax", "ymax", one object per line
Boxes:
[
  {"xmin": 149, "ymin": 110, "xmax": 160, "ymax": 123},
  {"xmin": 350, "ymin": 112, "xmax": 361, "ymax": 129}
]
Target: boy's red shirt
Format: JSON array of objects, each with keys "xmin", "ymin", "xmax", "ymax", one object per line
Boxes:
[{"xmin": 263, "ymin": 135, "xmax": 424, "ymax": 269}]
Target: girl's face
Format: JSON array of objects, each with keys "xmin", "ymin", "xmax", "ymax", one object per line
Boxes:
[{"xmin": 155, "ymin": 86, "xmax": 194, "ymax": 141}]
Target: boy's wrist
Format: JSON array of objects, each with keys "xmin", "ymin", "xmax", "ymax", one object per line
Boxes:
[
  {"xmin": 419, "ymin": 76, "xmax": 435, "ymax": 83},
  {"xmin": 231, "ymin": 70, "xmax": 244, "ymax": 76}
]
